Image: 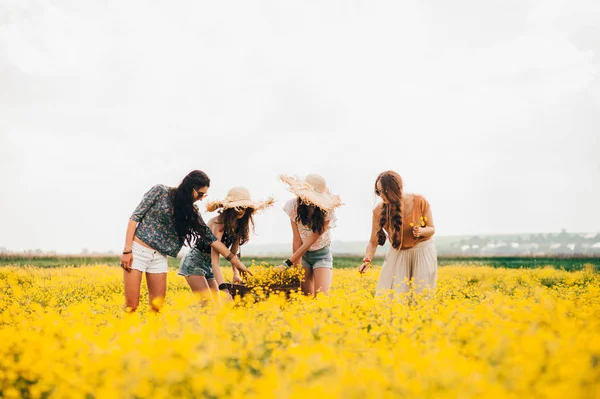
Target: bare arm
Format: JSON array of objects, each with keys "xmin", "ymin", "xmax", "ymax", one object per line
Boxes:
[
  {"xmin": 122, "ymin": 185, "xmax": 161, "ymax": 271},
  {"xmin": 413, "ymin": 206, "xmax": 436, "ymax": 238},
  {"xmin": 209, "ymin": 220, "xmax": 227, "ymax": 286},
  {"xmin": 120, "ymin": 219, "xmax": 138, "ymax": 272},
  {"xmin": 229, "ymin": 241, "xmax": 242, "ymax": 283},
  {"xmin": 291, "ymin": 220, "xmax": 303, "ymax": 255},
  {"xmin": 287, "ymin": 220, "xmax": 330, "ymax": 265},
  {"xmin": 359, "ymin": 206, "xmax": 382, "ymax": 273},
  {"xmin": 210, "ymin": 239, "xmax": 252, "ymax": 276}
]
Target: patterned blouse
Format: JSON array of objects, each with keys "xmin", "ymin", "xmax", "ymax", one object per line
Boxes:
[
  {"xmin": 131, "ymin": 184, "xmax": 217, "ymax": 257},
  {"xmin": 283, "ymin": 198, "xmax": 337, "ymax": 252}
]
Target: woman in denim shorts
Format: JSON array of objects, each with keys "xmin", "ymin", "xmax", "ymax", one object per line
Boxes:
[
  {"xmin": 277, "ymin": 174, "xmax": 343, "ymax": 296},
  {"xmin": 178, "ymin": 187, "xmax": 274, "ymax": 303}
]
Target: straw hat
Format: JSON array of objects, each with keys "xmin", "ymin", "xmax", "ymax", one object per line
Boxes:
[
  {"xmin": 206, "ymin": 187, "xmax": 275, "ymax": 213},
  {"xmin": 279, "ymin": 173, "xmax": 342, "ymax": 212}
]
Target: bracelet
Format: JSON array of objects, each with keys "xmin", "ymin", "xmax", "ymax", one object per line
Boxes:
[
  {"xmin": 284, "ymin": 258, "xmax": 293, "ymax": 268},
  {"xmin": 123, "ymin": 250, "xmax": 132, "ymax": 255},
  {"xmin": 225, "ymin": 252, "xmax": 234, "ymax": 261},
  {"xmin": 362, "ymin": 257, "xmax": 371, "ymax": 264}
]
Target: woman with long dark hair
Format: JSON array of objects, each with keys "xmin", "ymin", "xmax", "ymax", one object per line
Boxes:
[
  {"xmin": 358, "ymin": 171, "xmax": 438, "ymax": 295},
  {"xmin": 277, "ymin": 174, "xmax": 343, "ymax": 296},
  {"xmin": 178, "ymin": 187, "xmax": 274, "ymax": 304},
  {"xmin": 119, "ymin": 171, "xmax": 250, "ymax": 311}
]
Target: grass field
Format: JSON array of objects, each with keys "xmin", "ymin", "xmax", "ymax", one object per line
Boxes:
[{"xmin": 0, "ymin": 263, "xmax": 599, "ymax": 398}]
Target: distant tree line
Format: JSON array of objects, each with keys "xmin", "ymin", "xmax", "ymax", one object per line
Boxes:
[{"xmin": 439, "ymin": 230, "xmax": 600, "ymax": 256}]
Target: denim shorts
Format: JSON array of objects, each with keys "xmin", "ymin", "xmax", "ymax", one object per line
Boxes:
[
  {"xmin": 131, "ymin": 241, "xmax": 168, "ymax": 274},
  {"xmin": 178, "ymin": 248, "xmax": 214, "ymax": 279},
  {"xmin": 302, "ymin": 245, "xmax": 333, "ymax": 270}
]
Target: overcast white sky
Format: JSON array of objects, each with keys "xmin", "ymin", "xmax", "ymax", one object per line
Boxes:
[{"xmin": 1, "ymin": 0, "xmax": 599, "ymax": 253}]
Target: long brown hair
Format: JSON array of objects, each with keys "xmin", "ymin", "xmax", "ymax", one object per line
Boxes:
[
  {"xmin": 170, "ymin": 170, "xmax": 211, "ymax": 247},
  {"xmin": 219, "ymin": 207, "xmax": 255, "ymax": 247},
  {"xmin": 296, "ymin": 198, "xmax": 326, "ymax": 234},
  {"xmin": 375, "ymin": 171, "xmax": 403, "ymax": 249}
]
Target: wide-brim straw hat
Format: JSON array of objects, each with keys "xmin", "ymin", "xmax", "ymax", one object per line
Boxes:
[
  {"xmin": 206, "ymin": 187, "xmax": 275, "ymax": 213},
  {"xmin": 279, "ymin": 173, "xmax": 342, "ymax": 212}
]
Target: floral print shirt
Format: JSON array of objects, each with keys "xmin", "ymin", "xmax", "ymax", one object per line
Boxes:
[{"xmin": 131, "ymin": 185, "xmax": 216, "ymax": 257}]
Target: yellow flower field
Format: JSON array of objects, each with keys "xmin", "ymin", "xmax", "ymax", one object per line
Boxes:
[{"xmin": 1, "ymin": 264, "xmax": 599, "ymax": 398}]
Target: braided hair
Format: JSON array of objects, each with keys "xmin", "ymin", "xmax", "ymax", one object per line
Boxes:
[{"xmin": 375, "ymin": 171, "xmax": 404, "ymax": 249}]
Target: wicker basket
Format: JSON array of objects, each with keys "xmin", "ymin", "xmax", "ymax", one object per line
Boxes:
[
  {"xmin": 267, "ymin": 282, "xmax": 302, "ymax": 296},
  {"xmin": 222, "ymin": 282, "xmax": 302, "ymax": 299},
  {"xmin": 221, "ymin": 283, "xmax": 253, "ymax": 297}
]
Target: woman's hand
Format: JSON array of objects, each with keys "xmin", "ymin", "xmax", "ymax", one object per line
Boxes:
[
  {"xmin": 276, "ymin": 264, "xmax": 287, "ymax": 272},
  {"xmin": 120, "ymin": 253, "xmax": 133, "ymax": 272},
  {"xmin": 412, "ymin": 226, "xmax": 423, "ymax": 238},
  {"xmin": 232, "ymin": 274, "xmax": 243, "ymax": 284},
  {"xmin": 232, "ymin": 258, "xmax": 252, "ymax": 276},
  {"xmin": 358, "ymin": 262, "xmax": 370, "ymax": 274}
]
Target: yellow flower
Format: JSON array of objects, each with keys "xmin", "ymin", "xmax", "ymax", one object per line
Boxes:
[{"xmin": 0, "ymin": 264, "xmax": 598, "ymax": 398}]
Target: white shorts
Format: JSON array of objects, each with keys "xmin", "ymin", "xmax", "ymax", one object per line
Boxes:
[{"xmin": 131, "ymin": 241, "xmax": 168, "ymax": 274}]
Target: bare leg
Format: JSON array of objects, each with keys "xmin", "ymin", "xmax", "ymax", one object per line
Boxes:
[
  {"xmin": 207, "ymin": 278, "xmax": 230, "ymax": 306},
  {"xmin": 185, "ymin": 275, "xmax": 213, "ymax": 306},
  {"xmin": 313, "ymin": 268, "xmax": 333, "ymax": 296},
  {"xmin": 123, "ymin": 269, "xmax": 143, "ymax": 311},
  {"xmin": 301, "ymin": 267, "xmax": 314, "ymax": 296},
  {"xmin": 207, "ymin": 278, "xmax": 219, "ymax": 291},
  {"xmin": 146, "ymin": 272, "xmax": 167, "ymax": 312}
]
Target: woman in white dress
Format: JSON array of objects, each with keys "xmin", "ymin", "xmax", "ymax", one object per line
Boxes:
[{"xmin": 358, "ymin": 171, "xmax": 438, "ymax": 295}]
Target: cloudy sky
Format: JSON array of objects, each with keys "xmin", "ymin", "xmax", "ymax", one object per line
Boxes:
[{"xmin": 1, "ymin": 0, "xmax": 599, "ymax": 253}]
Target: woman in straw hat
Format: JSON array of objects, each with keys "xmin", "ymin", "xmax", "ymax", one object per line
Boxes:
[
  {"xmin": 358, "ymin": 171, "xmax": 438, "ymax": 296},
  {"xmin": 178, "ymin": 187, "xmax": 274, "ymax": 303},
  {"xmin": 120, "ymin": 170, "xmax": 251, "ymax": 312},
  {"xmin": 277, "ymin": 173, "xmax": 343, "ymax": 296}
]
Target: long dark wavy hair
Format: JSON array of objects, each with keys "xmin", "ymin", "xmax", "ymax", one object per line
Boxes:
[
  {"xmin": 375, "ymin": 171, "xmax": 403, "ymax": 249},
  {"xmin": 296, "ymin": 198, "xmax": 326, "ymax": 234},
  {"xmin": 170, "ymin": 170, "xmax": 210, "ymax": 247},
  {"xmin": 219, "ymin": 207, "xmax": 255, "ymax": 247}
]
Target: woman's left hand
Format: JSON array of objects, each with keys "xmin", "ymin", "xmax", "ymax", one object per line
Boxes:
[
  {"xmin": 358, "ymin": 262, "xmax": 370, "ymax": 274},
  {"xmin": 412, "ymin": 226, "xmax": 423, "ymax": 238}
]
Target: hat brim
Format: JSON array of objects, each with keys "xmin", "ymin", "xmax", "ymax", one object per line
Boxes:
[
  {"xmin": 280, "ymin": 175, "xmax": 342, "ymax": 212},
  {"xmin": 206, "ymin": 197, "xmax": 275, "ymax": 213}
]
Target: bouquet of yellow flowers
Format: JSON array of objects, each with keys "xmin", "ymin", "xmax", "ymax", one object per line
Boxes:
[
  {"xmin": 409, "ymin": 216, "xmax": 428, "ymax": 240},
  {"xmin": 409, "ymin": 215, "xmax": 428, "ymax": 229}
]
